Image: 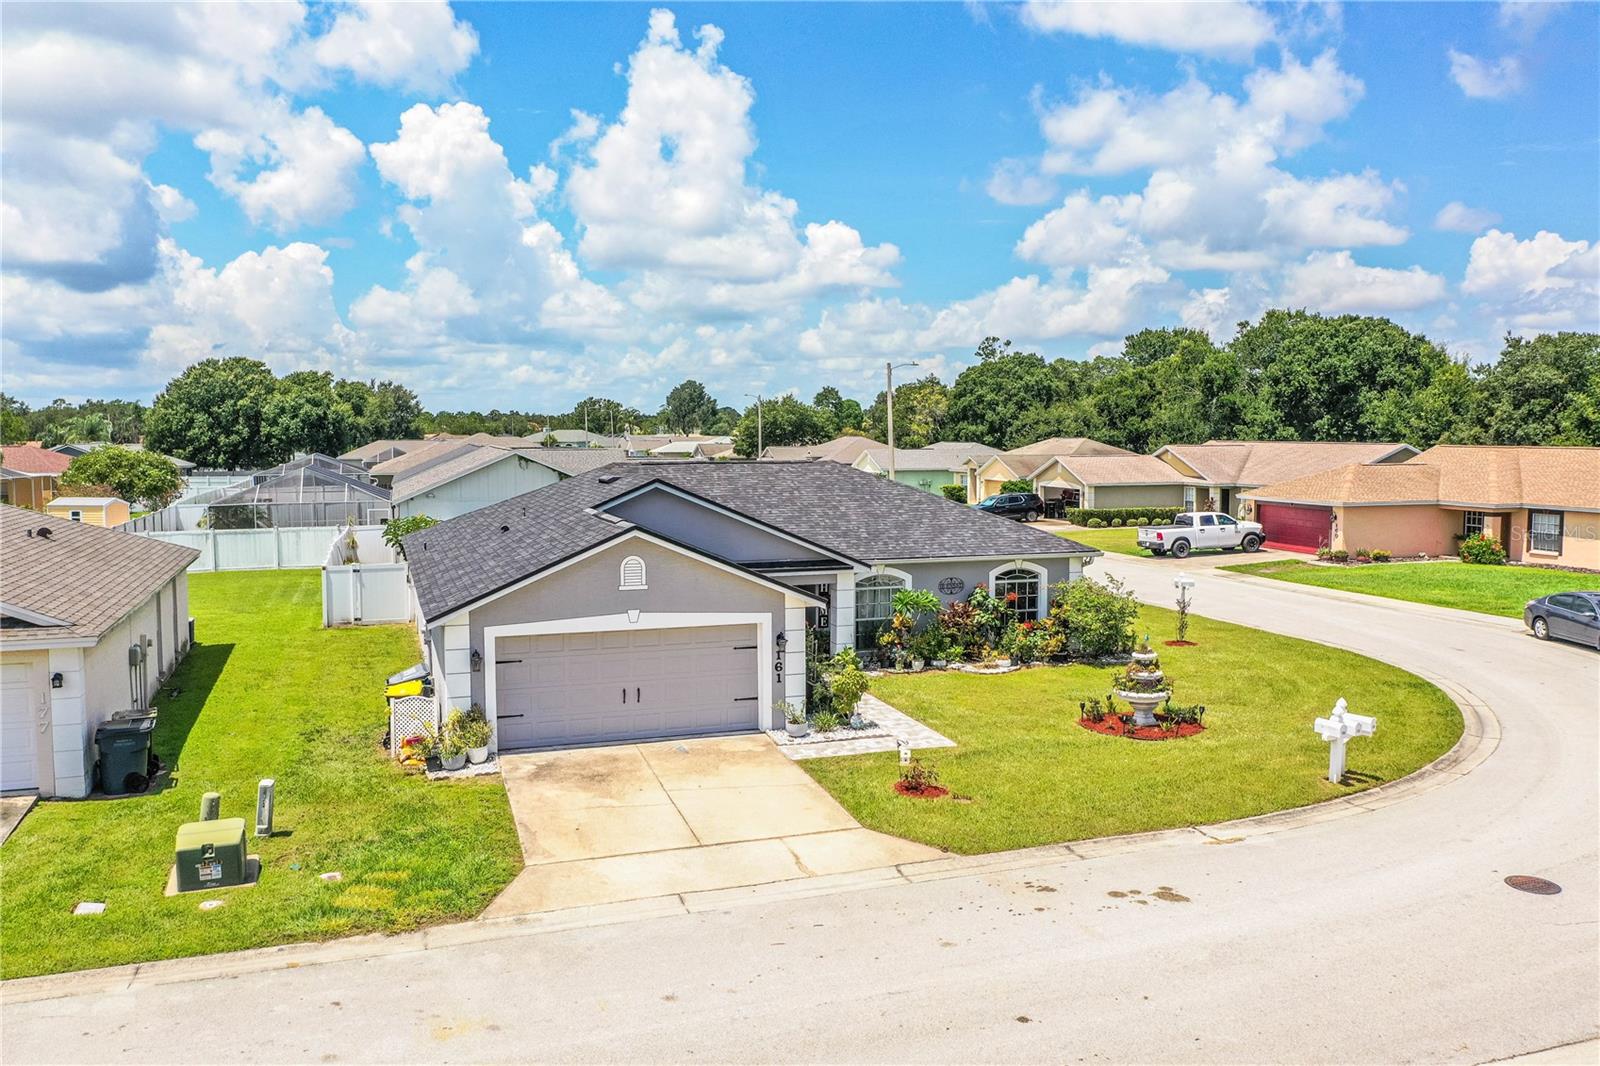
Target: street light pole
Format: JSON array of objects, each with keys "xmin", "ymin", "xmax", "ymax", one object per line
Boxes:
[
  {"xmin": 885, "ymin": 361, "xmax": 919, "ymax": 481},
  {"xmin": 745, "ymin": 393, "xmax": 764, "ymax": 456}
]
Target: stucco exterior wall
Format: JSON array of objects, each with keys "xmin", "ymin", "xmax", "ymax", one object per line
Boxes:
[
  {"xmin": 891, "ymin": 469, "xmax": 960, "ymax": 494},
  {"xmin": 462, "ymin": 538, "xmax": 791, "ymax": 712},
  {"xmin": 1085, "ymin": 484, "xmax": 1189, "ymax": 510},
  {"xmin": 1335, "ymin": 505, "xmax": 1460, "ymax": 557},
  {"xmin": 395, "ymin": 458, "xmax": 560, "ymax": 521},
  {"xmin": 1514, "ymin": 508, "xmax": 1600, "ymax": 570},
  {"xmin": 890, "ymin": 555, "xmax": 1087, "ymax": 612}
]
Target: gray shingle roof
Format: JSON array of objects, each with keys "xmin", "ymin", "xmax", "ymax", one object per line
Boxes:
[
  {"xmin": 514, "ymin": 447, "xmax": 631, "ymax": 476},
  {"xmin": 0, "ymin": 505, "xmax": 198, "ymax": 645},
  {"xmin": 406, "ymin": 460, "xmax": 1097, "ymax": 621}
]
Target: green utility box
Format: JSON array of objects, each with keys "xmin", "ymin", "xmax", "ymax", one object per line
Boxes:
[
  {"xmin": 174, "ymin": 817, "xmax": 248, "ymax": 892},
  {"xmin": 96, "ymin": 713, "xmax": 155, "ymax": 795}
]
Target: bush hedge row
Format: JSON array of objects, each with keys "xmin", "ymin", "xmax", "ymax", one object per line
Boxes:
[{"xmin": 1062, "ymin": 506, "xmax": 1182, "ymax": 527}]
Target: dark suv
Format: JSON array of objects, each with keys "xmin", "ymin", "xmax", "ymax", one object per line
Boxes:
[{"xmin": 974, "ymin": 492, "xmax": 1045, "ymax": 522}]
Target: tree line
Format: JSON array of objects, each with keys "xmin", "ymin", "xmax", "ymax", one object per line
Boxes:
[{"xmin": 4, "ymin": 311, "xmax": 1595, "ymax": 468}]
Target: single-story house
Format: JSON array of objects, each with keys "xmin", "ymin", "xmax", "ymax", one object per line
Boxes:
[
  {"xmin": 535, "ymin": 428, "xmax": 623, "ymax": 448},
  {"xmin": 367, "ymin": 440, "xmax": 481, "ymax": 487},
  {"xmin": 390, "ymin": 445, "xmax": 629, "ymax": 520},
  {"xmin": 645, "ymin": 437, "xmax": 736, "ymax": 459},
  {"xmin": 1243, "ymin": 445, "xmax": 1600, "ymax": 566},
  {"xmin": 0, "ymin": 445, "xmax": 73, "ymax": 509},
  {"xmin": 852, "ymin": 443, "xmax": 998, "ymax": 495},
  {"xmin": 761, "ymin": 435, "xmax": 881, "ymax": 463},
  {"xmin": 403, "ymin": 460, "xmax": 1099, "ymax": 753},
  {"xmin": 1, "ymin": 506, "xmax": 198, "ymax": 796},
  {"xmin": 1027, "ymin": 455, "xmax": 1208, "ymax": 511},
  {"xmin": 966, "ymin": 438, "xmax": 1136, "ymax": 504},
  {"xmin": 1154, "ymin": 440, "xmax": 1419, "ymax": 523},
  {"xmin": 45, "ymin": 496, "xmax": 131, "ymax": 527},
  {"xmin": 340, "ymin": 439, "xmax": 427, "ymax": 468}
]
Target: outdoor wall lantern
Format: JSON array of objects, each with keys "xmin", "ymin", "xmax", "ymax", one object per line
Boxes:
[
  {"xmin": 470, "ymin": 649, "xmax": 482, "ymax": 673},
  {"xmin": 775, "ymin": 631, "xmax": 788, "ymax": 651},
  {"xmin": 50, "ymin": 672, "xmax": 64, "ymax": 689}
]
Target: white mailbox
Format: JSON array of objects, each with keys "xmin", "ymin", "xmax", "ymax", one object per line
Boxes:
[{"xmin": 1313, "ymin": 697, "xmax": 1376, "ymax": 783}]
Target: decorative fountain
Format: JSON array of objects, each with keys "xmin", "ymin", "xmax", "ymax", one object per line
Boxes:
[{"xmin": 1114, "ymin": 635, "xmax": 1171, "ymax": 728}]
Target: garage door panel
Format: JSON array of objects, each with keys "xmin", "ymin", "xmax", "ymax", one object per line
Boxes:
[
  {"xmin": 1258, "ymin": 503, "xmax": 1332, "ymax": 553},
  {"xmin": 495, "ymin": 624, "xmax": 761, "ymax": 750}
]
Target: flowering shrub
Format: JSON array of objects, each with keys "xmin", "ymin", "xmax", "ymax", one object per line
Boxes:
[
  {"xmin": 1046, "ymin": 576, "xmax": 1139, "ymax": 659},
  {"xmin": 1459, "ymin": 533, "xmax": 1507, "ymax": 565}
]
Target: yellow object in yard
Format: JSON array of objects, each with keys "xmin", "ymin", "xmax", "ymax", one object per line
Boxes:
[{"xmin": 385, "ymin": 678, "xmax": 424, "ymax": 698}]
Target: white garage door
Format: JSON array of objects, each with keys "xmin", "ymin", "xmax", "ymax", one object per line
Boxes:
[
  {"xmin": 1, "ymin": 659, "xmax": 43, "ymax": 792},
  {"xmin": 494, "ymin": 624, "xmax": 761, "ymax": 750}
]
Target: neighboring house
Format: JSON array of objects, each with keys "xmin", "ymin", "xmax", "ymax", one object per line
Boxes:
[
  {"xmin": 1154, "ymin": 440, "xmax": 1419, "ymax": 523},
  {"xmin": 404, "ymin": 461, "xmax": 1099, "ymax": 753},
  {"xmin": 45, "ymin": 496, "xmax": 131, "ymax": 527},
  {"xmin": 1026, "ymin": 454, "xmax": 1208, "ymax": 511},
  {"xmin": 49, "ymin": 442, "xmax": 196, "ymax": 475},
  {"xmin": 853, "ymin": 443, "xmax": 999, "ymax": 495},
  {"xmin": 966, "ymin": 438, "xmax": 1136, "ymax": 503},
  {"xmin": 0, "ymin": 506, "xmax": 198, "ymax": 797},
  {"xmin": 340, "ymin": 439, "xmax": 426, "ymax": 468},
  {"xmin": 761, "ymin": 435, "xmax": 880, "ymax": 463},
  {"xmin": 535, "ymin": 428, "xmax": 622, "ymax": 448},
  {"xmin": 1243, "ymin": 445, "xmax": 1600, "ymax": 565},
  {"xmin": 0, "ymin": 446, "xmax": 72, "ymax": 509},
  {"xmin": 367, "ymin": 440, "xmax": 481, "ymax": 488},
  {"xmin": 390, "ymin": 446, "xmax": 630, "ymax": 520},
  {"xmin": 644, "ymin": 437, "xmax": 736, "ymax": 458}
]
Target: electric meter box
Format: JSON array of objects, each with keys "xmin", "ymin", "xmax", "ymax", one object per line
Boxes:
[{"xmin": 175, "ymin": 817, "xmax": 248, "ymax": 892}]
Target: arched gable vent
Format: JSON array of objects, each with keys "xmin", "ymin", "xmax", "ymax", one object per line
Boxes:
[{"xmin": 619, "ymin": 555, "xmax": 648, "ymax": 590}]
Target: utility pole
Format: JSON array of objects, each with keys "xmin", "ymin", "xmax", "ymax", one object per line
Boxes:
[
  {"xmin": 745, "ymin": 393, "xmax": 764, "ymax": 456},
  {"xmin": 885, "ymin": 361, "xmax": 918, "ymax": 481}
]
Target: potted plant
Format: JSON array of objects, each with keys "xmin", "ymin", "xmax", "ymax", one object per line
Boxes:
[
  {"xmin": 460, "ymin": 706, "xmax": 492, "ymax": 764},
  {"xmin": 437, "ymin": 722, "xmax": 468, "ymax": 771},
  {"xmin": 779, "ymin": 700, "xmax": 809, "ymax": 738}
]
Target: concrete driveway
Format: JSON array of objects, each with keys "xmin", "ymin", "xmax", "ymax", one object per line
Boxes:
[{"xmin": 486, "ymin": 733, "xmax": 937, "ymax": 915}]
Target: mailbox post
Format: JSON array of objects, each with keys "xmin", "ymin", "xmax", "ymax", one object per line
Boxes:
[{"xmin": 1313, "ymin": 697, "xmax": 1376, "ymax": 783}]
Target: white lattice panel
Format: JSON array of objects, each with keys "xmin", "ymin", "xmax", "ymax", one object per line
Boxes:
[{"xmin": 389, "ymin": 695, "xmax": 438, "ymax": 755}]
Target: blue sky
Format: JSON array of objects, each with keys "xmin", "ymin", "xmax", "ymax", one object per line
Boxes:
[{"xmin": 3, "ymin": 1, "xmax": 1596, "ymax": 411}]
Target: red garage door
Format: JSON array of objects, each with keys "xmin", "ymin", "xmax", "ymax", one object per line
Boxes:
[{"xmin": 1258, "ymin": 503, "xmax": 1333, "ymax": 553}]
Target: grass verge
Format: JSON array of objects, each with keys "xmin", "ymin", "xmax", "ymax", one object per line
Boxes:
[
  {"xmin": 800, "ymin": 605, "xmax": 1460, "ymax": 855},
  {"xmin": 0, "ymin": 570, "xmax": 522, "ymax": 980},
  {"xmin": 1219, "ymin": 558, "xmax": 1595, "ymax": 619}
]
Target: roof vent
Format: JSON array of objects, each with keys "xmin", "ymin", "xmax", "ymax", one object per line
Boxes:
[
  {"xmin": 597, "ymin": 474, "xmax": 621, "ymax": 484},
  {"xmin": 500, "ymin": 524, "xmax": 511, "ymax": 533}
]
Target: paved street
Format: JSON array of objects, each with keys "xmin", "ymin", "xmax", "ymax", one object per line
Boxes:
[{"xmin": 3, "ymin": 555, "xmax": 1596, "ymax": 1064}]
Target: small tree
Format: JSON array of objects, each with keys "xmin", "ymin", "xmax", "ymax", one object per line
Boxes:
[
  {"xmin": 1048, "ymin": 576, "xmax": 1140, "ymax": 659},
  {"xmin": 999, "ymin": 478, "xmax": 1034, "ymax": 494},
  {"xmin": 61, "ymin": 446, "xmax": 183, "ymax": 509},
  {"xmin": 383, "ymin": 514, "xmax": 440, "ymax": 559}
]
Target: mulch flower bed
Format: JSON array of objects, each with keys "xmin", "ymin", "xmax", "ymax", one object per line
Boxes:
[
  {"xmin": 1080, "ymin": 716, "xmax": 1205, "ymax": 742},
  {"xmin": 893, "ymin": 781, "xmax": 950, "ymax": 799},
  {"xmin": 1163, "ymin": 639, "xmax": 1197, "ymax": 647}
]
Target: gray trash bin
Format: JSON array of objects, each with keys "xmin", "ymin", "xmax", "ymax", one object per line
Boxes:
[{"xmin": 96, "ymin": 713, "xmax": 156, "ymax": 795}]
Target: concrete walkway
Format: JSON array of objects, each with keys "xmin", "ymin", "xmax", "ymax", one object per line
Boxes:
[
  {"xmin": 487, "ymin": 734, "xmax": 937, "ymax": 915},
  {"xmin": 3, "ymin": 557, "xmax": 1595, "ymax": 1064},
  {"xmin": 0, "ymin": 794, "xmax": 36, "ymax": 846}
]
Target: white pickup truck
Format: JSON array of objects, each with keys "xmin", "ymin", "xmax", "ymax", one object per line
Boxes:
[{"xmin": 1136, "ymin": 511, "xmax": 1265, "ymax": 558}]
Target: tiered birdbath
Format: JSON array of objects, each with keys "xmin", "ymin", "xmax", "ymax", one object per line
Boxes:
[{"xmin": 1115, "ymin": 636, "xmax": 1171, "ymax": 727}]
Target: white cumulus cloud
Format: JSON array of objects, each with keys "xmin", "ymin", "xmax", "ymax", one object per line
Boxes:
[
  {"xmin": 1281, "ymin": 251, "xmax": 1447, "ymax": 313},
  {"xmin": 1020, "ymin": 1, "xmax": 1276, "ymax": 60},
  {"xmin": 1434, "ymin": 201, "xmax": 1502, "ymax": 233}
]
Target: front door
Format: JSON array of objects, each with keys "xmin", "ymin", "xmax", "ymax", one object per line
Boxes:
[{"xmin": 1, "ymin": 657, "xmax": 43, "ymax": 792}]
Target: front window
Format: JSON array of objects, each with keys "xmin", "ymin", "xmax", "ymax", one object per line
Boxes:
[
  {"xmin": 992, "ymin": 568, "xmax": 1041, "ymax": 622},
  {"xmin": 1463, "ymin": 511, "xmax": 1485, "ymax": 537},
  {"xmin": 69, "ymin": 510, "xmax": 83, "ymax": 522},
  {"xmin": 855, "ymin": 574, "xmax": 905, "ymax": 651},
  {"xmin": 1183, "ymin": 486, "xmax": 1197, "ymax": 509},
  {"xmin": 1529, "ymin": 510, "xmax": 1563, "ymax": 553}
]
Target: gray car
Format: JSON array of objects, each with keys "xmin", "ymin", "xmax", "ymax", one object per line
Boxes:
[{"xmin": 1524, "ymin": 591, "xmax": 1600, "ymax": 649}]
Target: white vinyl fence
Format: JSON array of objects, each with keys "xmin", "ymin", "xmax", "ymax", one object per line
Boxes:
[
  {"xmin": 140, "ymin": 526, "xmax": 376, "ymax": 572},
  {"xmin": 321, "ymin": 523, "xmax": 413, "ymax": 626}
]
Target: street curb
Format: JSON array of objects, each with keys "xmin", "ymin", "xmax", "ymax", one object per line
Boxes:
[{"xmin": 0, "ymin": 679, "xmax": 1493, "ymax": 1006}]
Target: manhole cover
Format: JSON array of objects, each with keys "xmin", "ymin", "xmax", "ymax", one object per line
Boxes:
[{"xmin": 1505, "ymin": 875, "xmax": 1561, "ymax": 895}]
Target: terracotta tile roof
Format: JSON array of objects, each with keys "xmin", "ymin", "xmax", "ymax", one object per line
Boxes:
[
  {"xmin": 1244, "ymin": 445, "xmax": 1600, "ymax": 510},
  {"xmin": 1158, "ymin": 440, "xmax": 1416, "ymax": 486},
  {"xmin": 0, "ymin": 505, "xmax": 198, "ymax": 645},
  {"xmin": 1, "ymin": 446, "xmax": 72, "ymax": 475}
]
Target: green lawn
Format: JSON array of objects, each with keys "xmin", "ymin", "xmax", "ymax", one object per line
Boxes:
[
  {"xmin": 1219, "ymin": 558, "xmax": 1596, "ymax": 619},
  {"xmin": 801, "ymin": 605, "xmax": 1460, "ymax": 855},
  {"xmin": 0, "ymin": 570, "xmax": 522, "ymax": 980},
  {"xmin": 1057, "ymin": 525, "xmax": 1148, "ymax": 557}
]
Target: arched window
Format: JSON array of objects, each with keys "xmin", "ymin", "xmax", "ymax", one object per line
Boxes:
[
  {"xmin": 854, "ymin": 572, "xmax": 907, "ymax": 651},
  {"xmin": 990, "ymin": 565, "xmax": 1042, "ymax": 622},
  {"xmin": 619, "ymin": 555, "xmax": 647, "ymax": 590}
]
